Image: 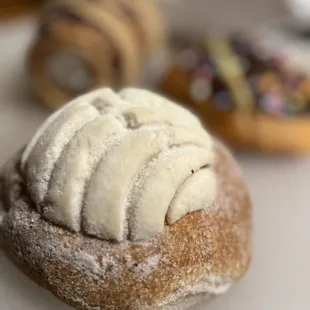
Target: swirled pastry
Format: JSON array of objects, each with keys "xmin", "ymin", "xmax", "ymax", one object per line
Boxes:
[
  {"xmin": 27, "ymin": 0, "xmax": 165, "ymax": 109},
  {"xmin": 0, "ymin": 89, "xmax": 252, "ymax": 310}
]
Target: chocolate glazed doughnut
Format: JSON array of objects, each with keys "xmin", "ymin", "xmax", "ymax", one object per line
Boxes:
[{"xmin": 27, "ymin": 0, "xmax": 165, "ymax": 109}]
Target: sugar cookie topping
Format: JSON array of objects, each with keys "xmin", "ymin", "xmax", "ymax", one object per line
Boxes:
[{"xmin": 21, "ymin": 88, "xmax": 216, "ymax": 242}]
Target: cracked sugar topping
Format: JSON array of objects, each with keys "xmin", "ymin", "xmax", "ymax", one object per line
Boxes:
[{"xmin": 20, "ymin": 88, "xmax": 217, "ymax": 242}]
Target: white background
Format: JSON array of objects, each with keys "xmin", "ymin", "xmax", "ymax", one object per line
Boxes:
[{"xmin": 1, "ymin": 2, "xmax": 310, "ymax": 309}]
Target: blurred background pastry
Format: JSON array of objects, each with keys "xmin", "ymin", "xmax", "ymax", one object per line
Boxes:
[
  {"xmin": 27, "ymin": 0, "xmax": 166, "ymax": 109},
  {"xmin": 159, "ymin": 26, "xmax": 310, "ymax": 154}
]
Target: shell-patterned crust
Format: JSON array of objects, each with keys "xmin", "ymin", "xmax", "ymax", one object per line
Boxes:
[{"xmin": 21, "ymin": 88, "xmax": 216, "ymax": 242}]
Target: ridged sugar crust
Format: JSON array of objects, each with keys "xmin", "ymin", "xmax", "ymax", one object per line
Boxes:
[{"xmin": 0, "ymin": 142, "xmax": 252, "ymax": 310}]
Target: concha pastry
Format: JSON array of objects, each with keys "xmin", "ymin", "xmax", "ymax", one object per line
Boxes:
[{"xmin": 0, "ymin": 88, "xmax": 252, "ymax": 310}]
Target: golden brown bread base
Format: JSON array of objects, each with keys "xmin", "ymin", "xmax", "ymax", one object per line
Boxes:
[
  {"xmin": 0, "ymin": 142, "xmax": 252, "ymax": 310},
  {"xmin": 160, "ymin": 67, "xmax": 310, "ymax": 155}
]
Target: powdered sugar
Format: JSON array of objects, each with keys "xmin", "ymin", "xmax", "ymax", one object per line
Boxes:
[
  {"xmin": 126, "ymin": 254, "xmax": 162, "ymax": 279},
  {"xmin": 0, "ymin": 142, "xmax": 252, "ymax": 310},
  {"xmin": 161, "ymin": 276, "xmax": 232, "ymax": 309},
  {"xmin": 140, "ymin": 254, "xmax": 161, "ymax": 277},
  {"xmin": 74, "ymin": 251, "xmax": 101, "ymax": 275}
]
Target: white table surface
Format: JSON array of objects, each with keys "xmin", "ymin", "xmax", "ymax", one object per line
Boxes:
[{"xmin": 1, "ymin": 11, "xmax": 310, "ymax": 310}]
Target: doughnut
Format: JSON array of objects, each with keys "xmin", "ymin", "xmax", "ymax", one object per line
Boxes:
[
  {"xmin": 27, "ymin": 0, "xmax": 165, "ymax": 109},
  {"xmin": 159, "ymin": 30, "xmax": 310, "ymax": 154}
]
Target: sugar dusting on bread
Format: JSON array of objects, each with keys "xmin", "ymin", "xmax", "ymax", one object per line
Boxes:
[
  {"xmin": 1, "ymin": 200, "xmax": 229, "ymax": 309},
  {"xmin": 0, "ymin": 140, "xmax": 251, "ymax": 309}
]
